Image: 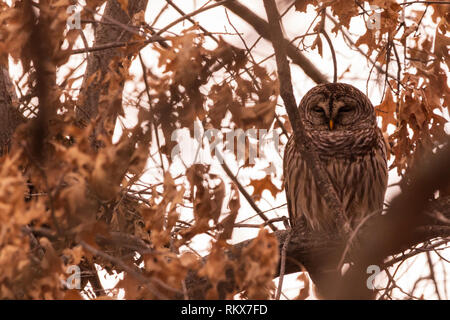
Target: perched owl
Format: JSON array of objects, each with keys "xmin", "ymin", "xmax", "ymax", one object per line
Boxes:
[{"xmin": 283, "ymin": 83, "xmax": 388, "ymax": 297}]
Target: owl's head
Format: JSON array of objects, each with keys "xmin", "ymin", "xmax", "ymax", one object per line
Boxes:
[{"xmin": 298, "ymin": 83, "xmax": 376, "ymax": 132}]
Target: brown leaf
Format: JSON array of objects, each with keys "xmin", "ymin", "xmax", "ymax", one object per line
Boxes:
[
  {"xmin": 294, "ymin": 0, "xmax": 314, "ymax": 13},
  {"xmin": 311, "ymin": 34, "xmax": 323, "ymax": 57},
  {"xmin": 236, "ymin": 229, "xmax": 279, "ymax": 299},
  {"xmin": 179, "ymin": 252, "xmax": 200, "ymax": 270},
  {"xmin": 355, "ymin": 29, "xmax": 376, "ymax": 58},
  {"xmin": 375, "ymin": 89, "xmax": 397, "ymax": 132},
  {"xmin": 249, "ymin": 176, "xmax": 281, "ymax": 201},
  {"xmin": 219, "ymin": 184, "xmax": 240, "ymax": 240},
  {"xmin": 328, "ymin": 0, "xmax": 359, "ymax": 33},
  {"xmin": 295, "ymin": 272, "xmax": 310, "ymax": 300}
]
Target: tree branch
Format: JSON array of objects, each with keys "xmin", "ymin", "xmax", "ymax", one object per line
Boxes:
[
  {"xmin": 261, "ymin": 0, "xmax": 347, "ymax": 229},
  {"xmin": 220, "ymin": 0, "xmax": 328, "ymax": 84},
  {"xmin": 76, "ymin": 0, "xmax": 148, "ymax": 128},
  {"xmin": 183, "ymin": 193, "xmax": 450, "ymax": 299},
  {"xmin": 337, "ymin": 139, "xmax": 450, "ymax": 299},
  {"xmin": 218, "ymin": 151, "xmax": 277, "ymax": 232},
  {"xmin": 0, "ymin": 64, "xmax": 24, "ymax": 155}
]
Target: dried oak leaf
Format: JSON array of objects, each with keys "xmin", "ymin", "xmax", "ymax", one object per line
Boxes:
[
  {"xmin": 249, "ymin": 176, "xmax": 281, "ymax": 202},
  {"xmin": 355, "ymin": 29, "xmax": 377, "ymax": 58},
  {"xmin": 375, "ymin": 88, "xmax": 397, "ymax": 132},
  {"xmin": 62, "ymin": 246, "xmax": 84, "ymax": 266},
  {"xmin": 179, "ymin": 251, "xmax": 201, "ymax": 270},
  {"xmin": 295, "ymin": 272, "xmax": 311, "ymax": 300},
  {"xmin": 208, "ymin": 84, "xmax": 234, "ymax": 128},
  {"xmin": 197, "ymin": 240, "xmax": 231, "ymax": 298},
  {"xmin": 90, "ymin": 135, "xmax": 136, "ymax": 201},
  {"xmin": 430, "ymin": 3, "xmax": 450, "ymax": 23},
  {"xmin": 237, "ymin": 229, "xmax": 279, "ymax": 299},
  {"xmin": 295, "ymin": 0, "xmax": 316, "ymax": 13},
  {"xmin": 434, "ymin": 19, "xmax": 450, "ymax": 68},
  {"xmin": 327, "ymin": 0, "xmax": 358, "ymax": 34},
  {"xmin": 219, "ymin": 184, "xmax": 240, "ymax": 240}
]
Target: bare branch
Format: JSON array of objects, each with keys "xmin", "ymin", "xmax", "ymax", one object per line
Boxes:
[
  {"xmin": 221, "ymin": 0, "xmax": 328, "ymax": 84},
  {"xmin": 156, "ymin": 0, "xmax": 230, "ymax": 36},
  {"xmin": 218, "ymin": 150, "xmax": 277, "ymax": 232},
  {"xmin": 70, "ymin": 37, "xmax": 164, "ymax": 55},
  {"xmin": 261, "ymin": 0, "xmax": 347, "ymax": 230},
  {"xmin": 338, "ymin": 139, "xmax": 450, "ymax": 299}
]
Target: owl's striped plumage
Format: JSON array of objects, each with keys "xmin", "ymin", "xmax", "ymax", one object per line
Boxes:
[
  {"xmin": 283, "ymin": 83, "xmax": 388, "ymax": 232},
  {"xmin": 283, "ymin": 83, "xmax": 388, "ymax": 298}
]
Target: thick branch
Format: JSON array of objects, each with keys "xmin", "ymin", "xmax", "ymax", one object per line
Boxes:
[
  {"xmin": 76, "ymin": 0, "xmax": 148, "ymax": 128},
  {"xmin": 221, "ymin": 0, "xmax": 328, "ymax": 84},
  {"xmin": 337, "ymin": 139, "xmax": 450, "ymax": 299},
  {"xmin": 0, "ymin": 64, "xmax": 24, "ymax": 155},
  {"xmin": 183, "ymin": 194, "xmax": 450, "ymax": 299},
  {"xmin": 261, "ymin": 0, "xmax": 347, "ymax": 229},
  {"xmin": 182, "ymin": 137, "xmax": 450, "ymax": 299},
  {"xmin": 25, "ymin": 0, "xmax": 58, "ymax": 161}
]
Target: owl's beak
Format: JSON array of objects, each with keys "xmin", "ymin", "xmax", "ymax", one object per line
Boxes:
[{"xmin": 328, "ymin": 119, "xmax": 334, "ymax": 130}]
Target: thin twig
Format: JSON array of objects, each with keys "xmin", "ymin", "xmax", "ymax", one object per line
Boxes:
[
  {"xmin": 234, "ymin": 217, "xmax": 288, "ymax": 229},
  {"xmin": 326, "ymin": 13, "xmax": 397, "ymax": 81},
  {"xmin": 70, "ymin": 38, "xmax": 163, "ymax": 55},
  {"xmin": 151, "ymin": 3, "xmax": 170, "ymax": 28},
  {"xmin": 426, "ymin": 250, "xmax": 442, "ymax": 299},
  {"xmin": 276, "ymin": 228, "xmax": 292, "ymax": 300},
  {"xmin": 399, "ymin": 1, "xmax": 450, "ymax": 5},
  {"xmin": 83, "ymin": 5, "xmax": 145, "ymax": 37},
  {"xmin": 164, "ymin": 0, "xmax": 219, "ymax": 43},
  {"xmin": 320, "ymin": 20, "xmax": 337, "ymax": 83},
  {"xmin": 336, "ymin": 209, "xmax": 382, "ymax": 272},
  {"xmin": 222, "ymin": 0, "xmax": 328, "ymax": 84},
  {"xmin": 80, "ymin": 241, "xmax": 181, "ymax": 299},
  {"xmin": 156, "ymin": 0, "xmax": 230, "ymax": 36},
  {"xmin": 217, "ymin": 150, "xmax": 277, "ymax": 232},
  {"xmin": 139, "ymin": 53, "xmax": 166, "ymax": 175}
]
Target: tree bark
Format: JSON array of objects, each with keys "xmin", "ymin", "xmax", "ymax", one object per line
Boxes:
[
  {"xmin": 76, "ymin": 0, "xmax": 148, "ymax": 139},
  {"xmin": 0, "ymin": 64, "xmax": 24, "ymax": 155},
  {"xmin": 74, "ymin": 0, "xmax": 148, "ymax": 296}
]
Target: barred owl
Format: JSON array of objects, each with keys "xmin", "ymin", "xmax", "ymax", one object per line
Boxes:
[{"xmin": 283, "ymin": 83, "xmax": 388, "ymax": 297}]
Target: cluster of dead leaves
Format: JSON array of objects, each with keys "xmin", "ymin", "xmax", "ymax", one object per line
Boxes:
[
  {"xmin": 0, "ymin": 0, "xmax": 284, "ymax": 297},
  {"xmin": 149, "ymin": 27, "xmax": 279, "ymax": 167},
  {"xmin": 372, "ymin": 7, "xmax": 449, "ymax": 175},
  {"xmin": 198, "ymin": 230, "xmax": 279, "ymax": 299}
]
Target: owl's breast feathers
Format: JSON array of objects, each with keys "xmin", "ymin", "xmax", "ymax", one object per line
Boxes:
[
  {"xmin": 283, "ymin": 127, "xmax": 388, "ymax": 231},
  {"xmin": 307, "ymin": 126, "xmax": 382, "ymax": 160}
]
